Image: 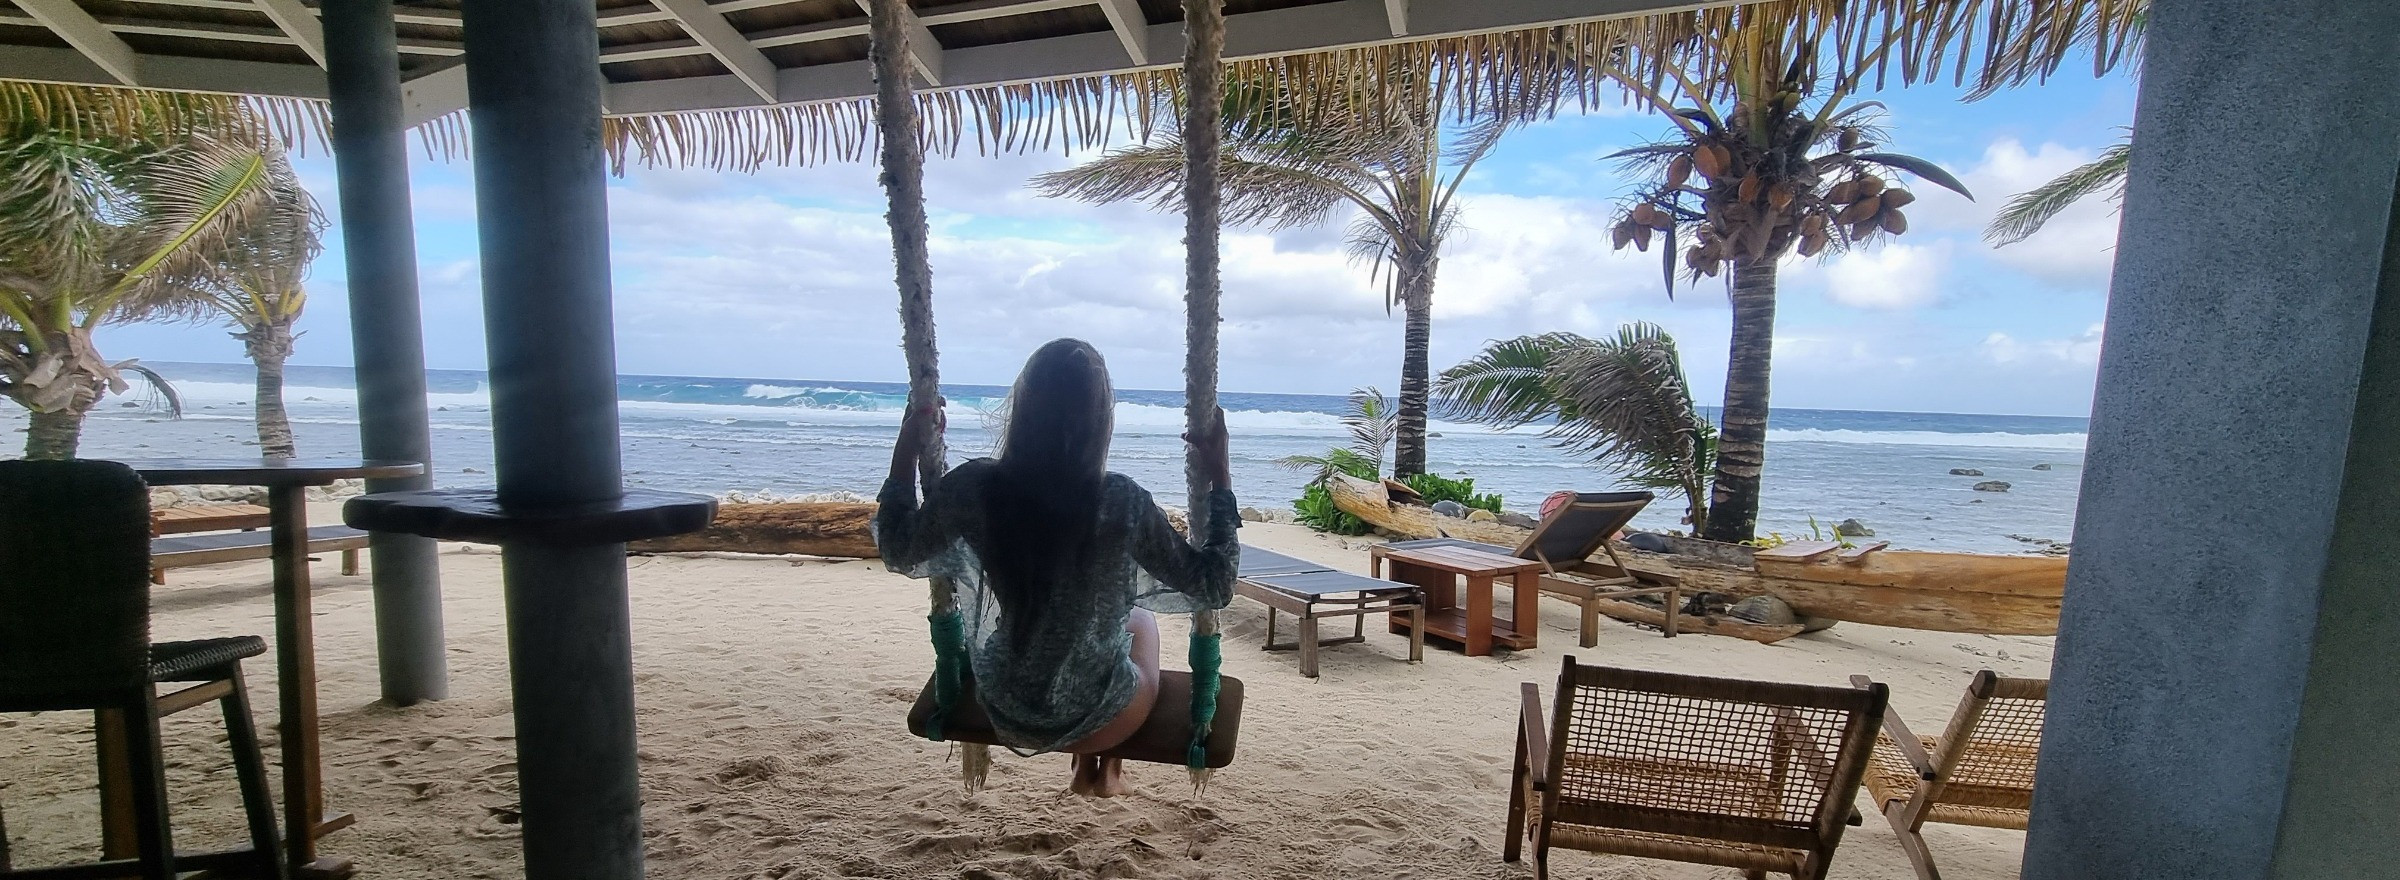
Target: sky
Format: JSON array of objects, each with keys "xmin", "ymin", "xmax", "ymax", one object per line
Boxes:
[{"xmin": 95, "ymin": 66, "xmax": 2137, "ymax": 417}]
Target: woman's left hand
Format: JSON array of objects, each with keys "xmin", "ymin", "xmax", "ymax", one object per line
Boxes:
[
  {"xmin": 1182, "ymin": 406, "xmax": 1232, "ymax": 490},
  {"xmin": 892, "ymin": 397, "xmax": 947, "ymax": 475}
]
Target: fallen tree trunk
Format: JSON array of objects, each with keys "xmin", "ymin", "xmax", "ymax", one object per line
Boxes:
[
  {"xmin": 1326, "ymin": 473, "xmax": 1529, "ymax": 546},
  {"xmin": 630, "ymin": 502, "xmax": 880, "ymax": 558}
]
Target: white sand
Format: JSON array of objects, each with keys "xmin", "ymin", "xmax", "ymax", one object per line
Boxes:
[{"xmin": 3, "ymin": 513, "xmax": 2050, "ymax": 879}]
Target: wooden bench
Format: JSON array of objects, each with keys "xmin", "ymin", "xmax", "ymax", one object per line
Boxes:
[
  {"xmin": 151, "ymin": 503, "xmax": 273, "ymax": 536},
  {"xmin": 151, "ymin": 526, "xmax": 370, "ymax": 584}
]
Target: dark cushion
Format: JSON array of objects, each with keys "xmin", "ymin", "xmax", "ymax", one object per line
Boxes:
[{"xmin": 908, "ymin": 670, "xmax": 1243, "ymax": 769}]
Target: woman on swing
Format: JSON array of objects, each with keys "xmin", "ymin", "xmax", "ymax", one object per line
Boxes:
[{"xmin": 876, "ymin": 338, "xmax": 1238, "ymax": 796}]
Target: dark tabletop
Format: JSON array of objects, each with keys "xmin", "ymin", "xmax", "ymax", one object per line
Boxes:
[{"xmin": 117, "ymin": 458, "xmax": 426, "ymax": 487}]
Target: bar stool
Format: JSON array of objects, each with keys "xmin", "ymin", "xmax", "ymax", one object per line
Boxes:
[{"xmin": 0, "ymin": 459, "xmax": 287, "ymax": 880}]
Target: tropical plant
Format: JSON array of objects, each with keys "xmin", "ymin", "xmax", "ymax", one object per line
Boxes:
[
  {"xmin": 1401, "ymin": 471, "xmax": 1502, "ymax": 514},
  {"xmin": 1293, "ymin": 483, "xmax": 1373, "ymax": 535},
  {"xmin": 1435, "ymin": 323, "xmax": 1716, "ymax": 535},
  {"xmin": 1601, "ymin": 29, "xmax": 1971, "ymax": 542},
  {"xmin": 1, "ymin": 103, "xmax": 286, "ymax": 459},
  {"xmin": 1035, "ymin": 68, "xmax": 1527, "ymax": 478},
  {"xmin": 1274, "ymin": 386, "xmax": 1397, "ymax": 485},
  {"xmin": 176, "ymin": 141, "xmax": 325, "ymax": 457},
  {"xmin": 1984, "ymin": 136, "xmax": 2130, "ymax": 245}
]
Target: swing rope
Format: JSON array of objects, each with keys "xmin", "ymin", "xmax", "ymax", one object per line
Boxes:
[
  {"xmin": 867, "ymin": 0, "xmax": 989, "ymax": 790},
  {"xmin": 1178, "ymin": 0, "xmax": 1229, "ymax": 785}
]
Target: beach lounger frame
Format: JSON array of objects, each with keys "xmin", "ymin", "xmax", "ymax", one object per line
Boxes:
[
  {"xmin": 1375, "ymin": 491, "xmax": 1680, "ymax": 647},
  {"xmin": 1850, "ymin": 670, "xmax": 2047, "ymax": 880},
  {"xmin": 1508, "ymin": 657, "xmax": 1888, "ymax": 880},
  {"xmin": 1234, "ymin": 545, "xmax": 1424, "ymax": 678}
]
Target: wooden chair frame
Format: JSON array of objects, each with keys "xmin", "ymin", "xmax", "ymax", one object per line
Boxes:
[
  {"xmin": 1234, "ymin": 545, "xmax": 1424, "ymax": 677},
  {"xmin": 1850, "ymin": 671, "xmax": 2047, "ymax": 880},
  {"xmin": 1507, "ymin": 658, "xmax": 1888, "ymax": 880}
]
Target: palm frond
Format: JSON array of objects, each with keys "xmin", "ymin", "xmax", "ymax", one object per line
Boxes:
[
  {"xmin": 1342, "ymin": 386, "xmax": 1396, "ymax": 470},
  {"xmin": 1852, "ymin": 152, "xmax": 1975, "ymax": 199},
  {"xmin": 1985, "ymin": 139, "xmax": 2131, "ymax": 245},
  {"xmin": 1433, "ymin": 333, "xmax": 1590, "ymax": 428}
]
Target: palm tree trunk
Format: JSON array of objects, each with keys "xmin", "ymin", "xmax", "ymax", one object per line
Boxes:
[
  {"xmin": 1705, "ymin": 256, "xmax": 1777, "ymax": 542},
  {"xmin": 244, "ymin": 321, "xmax": 298, "ymax": 458},
  {"xmin": 1392, "ymin": 258, "xmax": 1436, "ymax": 478},
  {"xmin": 25, "ymin": 405, "xmax": 85, "ymax": 460}
]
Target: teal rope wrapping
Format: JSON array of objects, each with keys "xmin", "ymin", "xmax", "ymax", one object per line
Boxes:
[
  {"xmin": 1186, "ymin": 631, "xmax": 1224, "ymax": 769},
  {"xmin": 926, "ymin": 609, "xmax": 968, "ymax": 741}
]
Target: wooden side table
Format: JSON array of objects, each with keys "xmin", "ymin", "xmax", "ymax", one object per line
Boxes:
[{"xmin": 1377, "ymin": 544, "xmax": 1543, "ymax": 656}]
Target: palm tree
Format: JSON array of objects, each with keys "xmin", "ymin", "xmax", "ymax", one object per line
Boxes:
[
  {"xmin": 179, "ymin": 142, "xmax": 325, "ymax": 458},
  {"xmin": 1436, "ymin": 324, "xmax": 1716, "ymax": 534},
  {"xmin": 1984, "ymin": 135, "xmax": 2130, "ymax": 245},
  {"xmin": 1275, "ymin": 386, "xmax": 1396, "ymax": 485},
  {"xmin": 1604, "ymin": 35, "xmax": 1971, "ymax": 542},
  {"xmin": 1034, "ymin": 68, "xmax": 1520, "ymax": 479},
  {"xmin": 0, "ymin": 99, "xmax": 283, "ymax": 458}
]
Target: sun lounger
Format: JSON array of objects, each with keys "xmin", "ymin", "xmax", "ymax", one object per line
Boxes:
[
  {"xmin": 1373, "ymin": 491, "xmax": 1679, "ymax": 647},
  {"xmin": 150, "ymin": 526, "xmax": 369, "ymax": 584},
  {"xmin": 1850, "ymin": 671, "xmax": 2047, "ymax": 880},
  {"xmin": 1234, "ymin": 544, "xmax": 1424, "ymax": 678},
  {"xmin": 1509, "ymin": 658, "xmax": 1889, "ymax": 880}
]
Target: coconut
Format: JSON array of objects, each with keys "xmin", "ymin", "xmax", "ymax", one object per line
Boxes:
[
  {"xmin": 1798, "ymin": 232, "xmax": 1827, "ymax": 257},
  {"xmin": 1611, "ymin": 221, "xmax": 1634, "ymax": 250},
  {"xmin": 1880, "ymin": 188, "xmax": 1917, "ymax": 209},
  {"xmin": 1851, "ymin": 218, "xmax": 1882, "ymax": 238},
  {"xmin": 1880, "ymin": 209, "xmax": 1909, "ymax": 235},
  {"xmin": 1693, "ymin": 144, "xmax": 1728, "ymax": 179},
  {"xmin": 1737, "ymin": 174, "xmax": 1762, "ymax": 203},
  {"xmin": 1667, "ymin": 155, "xmax": 1694, "ymax": 189},
  {"xmin": 1857, "ymin": 174, "xmax": 1887, "ymax": 197},
  {"xmin": 1767, "ymin": 183, "xmax": 1795, "ymax": 211},
  {"xmin": 1633, "ymin": 224, "xmax": 1654, "ymax": 251},
  {"xmin": 1826, "ymin": 179, "xmax": 1861, "ymax": 204},
  {"xmin": 1838, "ymin": 195, "xmax": 1882, "ymax": 224}
]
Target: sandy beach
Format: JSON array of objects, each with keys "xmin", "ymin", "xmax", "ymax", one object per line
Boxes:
[{"xmin": 2, "ymin": 508, "xmax": 2049, "ymax": 879}]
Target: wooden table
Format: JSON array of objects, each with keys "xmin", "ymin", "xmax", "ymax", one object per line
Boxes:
[
  {"xmin": 113, "ymin": 458, "xmax": 426, "ymax": 879},
  {"xmin": 1376, "ymin": 544, "xmax": 1544, "ymax": 656}
]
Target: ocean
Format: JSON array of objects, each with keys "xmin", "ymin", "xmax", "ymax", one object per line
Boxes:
[{"xmin": 38, "ymin": 362, "xmax": 2089, "ymax": 554}]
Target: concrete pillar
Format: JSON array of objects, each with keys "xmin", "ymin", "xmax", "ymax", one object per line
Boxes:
[
  {"xmin": 456, "ymin": 2, "xmax": 645, "ymax": 878},
  {"xmin": 322, "ymin": 0, "xmax": 447, "ymax": 705},
  {"xmin": 2024, "ymin": 2, "xmax": 2400, "ymax": 878}
]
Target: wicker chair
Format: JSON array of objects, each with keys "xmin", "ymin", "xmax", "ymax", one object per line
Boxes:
[
  {"xmin": 1849, "ymin": 671, "xmax": 2046, "ymax": 880},
  {"xmin": 0, "ymin": 460, "xmax": 286, "ymax": 880},
  {"xmin": 1507, "ymin": 658, "xmax": 1888, "ymax": 879}
]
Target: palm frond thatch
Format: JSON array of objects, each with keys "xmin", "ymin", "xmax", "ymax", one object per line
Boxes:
[
  {"xmin": 5, "ymin": 0, "xmax": 2132, "ymax": 172},
  {"xmin": 1985, "ymin": 139, "xmax": 2131, "ymax": 245}
]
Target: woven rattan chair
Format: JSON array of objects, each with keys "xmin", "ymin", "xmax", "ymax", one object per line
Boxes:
[
  {"xmin": 0, "ymin": 460, "xmax": 286, "ymax": 880},
  {"xmin": 1849, "ymin": 671, "xmax": 2046, "ymax": 880},
  {"xmin": 1507, "ymin": 658, "xmax": 1888, "ymax": 879}
]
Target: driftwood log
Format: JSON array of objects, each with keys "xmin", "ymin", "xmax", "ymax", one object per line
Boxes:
[
  {"xmin": 626, "ymin": 502, "xmax": 1194, "ymax": 559},
  {"xmin": 1326, "ymin": 474, "xmax": 1529, "ymax": 546},
  {"xmin": 630, "ymin": 502, "xmax": 881, "ymax": 558}
]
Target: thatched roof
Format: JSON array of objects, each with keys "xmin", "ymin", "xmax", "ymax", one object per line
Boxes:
[{"xmin": 0, "ymin": 0, "xmax": 2139, "ymax": 170}]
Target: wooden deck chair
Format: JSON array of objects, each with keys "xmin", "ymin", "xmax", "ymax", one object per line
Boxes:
[
  {"xmin": 1508, "ymin": 658, "xmax": 1888, "ymax": 880},
  {"xmin": 1377, "ymin": 491, "xmax": 1679, "ymax": 647},
  {"xmin": 1234, "ymin": 544, "xmax": 1423, "ymax": 677},
  {"xmin": 1848, "ymin": 671, "xmax": 2046, "ymax": 880}
]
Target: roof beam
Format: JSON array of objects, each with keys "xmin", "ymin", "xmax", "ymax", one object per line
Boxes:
[
  {"xmin": 1095, "ymin": 0, "xmax": 1149, "ymax": 64},
  {"xmin": 853, "ymin": 0, "xmax": 943, "ymax": 85},
  {"xmin": 400, "ymin": 61, "xmax": 470, "ymax": 129},
  {"xmin": 253, "ymin": 0, "xmax": 328, "ymax": 67},
  {"xmin": 1383, "ymin": 0, "xmax": 1410, "ymax": 35},
  {"xmin": 17, "ymin": 0, "xmax": 142, "ymax": 85},
  {"xmin": 655, "ymin": 0, "xmax": 779, "ymax": 103}
]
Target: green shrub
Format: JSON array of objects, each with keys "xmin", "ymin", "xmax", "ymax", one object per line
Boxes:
[
  {"xmin": 1403, "ymin": 472, "xmax": 1502, "ymax": 514},
  {"xmin": 1292, "ymin": 483, "xmax": 1372, "ymax": 535}
]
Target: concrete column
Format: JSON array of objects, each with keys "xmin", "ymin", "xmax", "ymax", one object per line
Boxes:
[
  {"xmin": 322, "ymin": 0, "xmax": 447, "ymax": 705},
  {"xmin": 456, "ymin": 2, "xmax": 645, "ymax": 878},
  {"xmin": 2024, "ymin": 2, "xmax": 2400, "ymax": 878}
]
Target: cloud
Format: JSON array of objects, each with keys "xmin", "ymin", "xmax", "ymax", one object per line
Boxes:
[
  {"xmin": 1821, "ymin": 242, "xmax": 1949, "ymax": 309},
  {"xmin": 1979, "ymin": 323, "xmax": 2105, "ymax": 366},
  {"xmin": 1903, "ymin": 139, "xmax": 2122, "ymax": 290}
]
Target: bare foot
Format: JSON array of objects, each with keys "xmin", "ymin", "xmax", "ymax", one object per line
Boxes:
[{"xmin": 1068, "ymin": 755, "xmax": 1133, "ymax": 797}]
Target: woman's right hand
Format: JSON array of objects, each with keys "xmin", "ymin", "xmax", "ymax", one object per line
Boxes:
[{"xmin": 891, "ymin": 397, "xmax": 946, "ymax": 475}]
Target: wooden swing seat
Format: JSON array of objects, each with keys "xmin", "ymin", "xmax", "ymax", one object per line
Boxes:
[{"xmin": 906, "ymin": 669, "xmax": 1243, "ymax": 768}]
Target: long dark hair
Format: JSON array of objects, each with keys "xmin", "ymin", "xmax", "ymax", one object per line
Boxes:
[{"xmin": 982, "ymin": 338, "xmax": 1115, "ymax": 643}]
